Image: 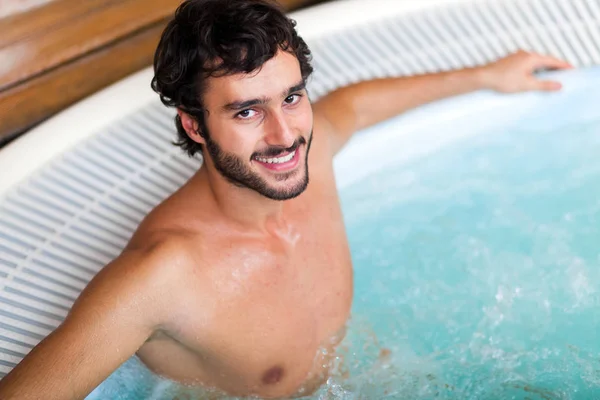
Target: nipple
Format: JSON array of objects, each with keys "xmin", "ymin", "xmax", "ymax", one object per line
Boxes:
[{"xmin": 262, "ymin": 366, "xmax": 284, "ymax": 385}]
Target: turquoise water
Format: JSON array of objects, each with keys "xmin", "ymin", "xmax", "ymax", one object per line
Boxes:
[
  {"xmin": 89, "ymin": 69, "xmax": 600, "ymax": 399},
  {"xmin": 327, "ymin": 114, "xmax": 600, "ymax": 399}
]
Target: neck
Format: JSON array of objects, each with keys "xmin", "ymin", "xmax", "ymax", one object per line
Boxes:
[{"xmin": 192, "ymin": 163, "xmax": 287, "ymax": 233}]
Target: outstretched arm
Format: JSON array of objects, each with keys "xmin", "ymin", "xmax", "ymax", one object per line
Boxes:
[
  {"xmin": 0, "ymin": 245, "xmax": 175, "ymax": 399},
  {"xmin": 313, "ymin": 50, "xmax": 573, "ymax": 155}
]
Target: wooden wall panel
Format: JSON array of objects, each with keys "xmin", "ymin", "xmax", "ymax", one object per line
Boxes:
[
  {"xmin": 0, "ymin": 0, "xmax": 182, "ymax": 91},
  {"xmin": 0, "ymin": 22, "xmax": 167, "ymax": 146},
  {"xmin": 0, "ymin": 0, "xmax": 117, "ymax": 48}
]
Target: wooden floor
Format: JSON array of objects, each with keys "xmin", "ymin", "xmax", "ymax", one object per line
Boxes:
[{"xmin": 0, "ymin": 0, "xmax": 327, "ymax": 147}]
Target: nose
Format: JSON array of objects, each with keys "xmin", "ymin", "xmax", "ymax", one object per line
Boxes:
[{"xmin": 264, "ymin": 110, "xmax": 295, "ymax": 148}]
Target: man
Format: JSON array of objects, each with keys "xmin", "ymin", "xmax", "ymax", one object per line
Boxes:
[{"xmin": 0, "ymin": 0, "xmax": 572, "ymax": 398}]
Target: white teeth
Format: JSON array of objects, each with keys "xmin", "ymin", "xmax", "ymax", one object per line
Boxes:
[{"xmin": 256, "ymin": 150, "xmax": 296, "ymax": 164}]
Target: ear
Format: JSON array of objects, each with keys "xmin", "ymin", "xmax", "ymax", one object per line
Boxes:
[{"xmin": 178, "ymin": 109, "xmax": 206, "ymax": 145}]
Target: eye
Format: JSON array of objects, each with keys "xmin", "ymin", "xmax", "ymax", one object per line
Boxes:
[
  {"xmin": 284, "ymin": 94, "xmax": 302, "ymax": 105},
  {"xmin": 236, "ymin": 109, "xmax": 257, "ymax": 119}
]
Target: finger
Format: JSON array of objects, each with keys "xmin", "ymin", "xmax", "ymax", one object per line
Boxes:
[
  {"xmin": 529, "ymin": 79, "xmax": 563, "ymax": 91},
  {"xmin": 531, "ymin": 54, "xmax": 574, "ymax": 71}
]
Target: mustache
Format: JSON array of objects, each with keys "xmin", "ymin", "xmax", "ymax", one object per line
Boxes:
[{"xmin": 252, "ymin": 137, "xmax": 307, "ymax": 158}]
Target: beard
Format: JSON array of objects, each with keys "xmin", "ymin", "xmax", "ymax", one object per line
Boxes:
[{"xmin": 202, "ymin": 130, "xmax": 313, "ymax": 201}]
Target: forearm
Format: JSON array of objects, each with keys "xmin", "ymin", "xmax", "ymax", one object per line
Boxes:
[
  {"xmin": 0, "ymin": 327, "xmax": 107, "ymax": 399},
  {"xmin": 316, "ymin": 67, "xmax": 487, "ymax": 138}
]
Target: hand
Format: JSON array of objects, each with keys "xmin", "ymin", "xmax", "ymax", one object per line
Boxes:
[{"xmin": 478, "ymin": 50, "xmax": 574, "ymax": 93}]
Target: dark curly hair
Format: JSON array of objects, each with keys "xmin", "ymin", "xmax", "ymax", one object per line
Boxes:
[{"xmin": 151, "ymin": 0, "xmax": 314, "ymax": 157}]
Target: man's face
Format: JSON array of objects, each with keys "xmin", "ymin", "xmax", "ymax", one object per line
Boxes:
[{"xmin": 200, "ymin": 51, "xmax": 314, "ymax": 201}]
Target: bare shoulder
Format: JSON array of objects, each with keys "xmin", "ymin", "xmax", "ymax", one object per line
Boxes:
[
  {"xmin": 105, "ymin": 236, "xmax": 196, "ymax": 290},
  {"xmin": 311, "ymin": 106, "xmax": 337, "ymax": 155},
  {"xmin": 305, "ymin": 108, "xmax": 338, "ymax": 183},
  {"xmin": 73, "ymin": 236, "xmax": 198, "ymax": 328},
  {"xmin": 311, "ymin": 93, "xmax": 357, "ymax": 157}
]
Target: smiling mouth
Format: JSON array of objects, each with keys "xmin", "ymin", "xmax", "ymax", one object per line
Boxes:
[
  {"xmin": 252, "ymin": 142, "xmax": 303, "ymax": 172},
  {"xmin": 251, "ymin": 138, "xmax": 305, "ymax": 169},
  {"xmin": 254, "ymin": 150, "xmax": 297, "ymax": 164}
]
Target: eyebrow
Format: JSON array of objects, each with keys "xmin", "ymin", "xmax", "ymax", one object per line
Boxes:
[{"xmin": 222, "ymin": 79, "xmax": 306, "ymax": 112}]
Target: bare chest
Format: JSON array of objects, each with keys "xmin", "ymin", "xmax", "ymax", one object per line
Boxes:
[
  {"xmin": 208, "ymin": 225, "xmax": 353, "ymax": 394},
  {"xmin": 139, "ymin": 213, "xmax": 353, "ymax": 398}
]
